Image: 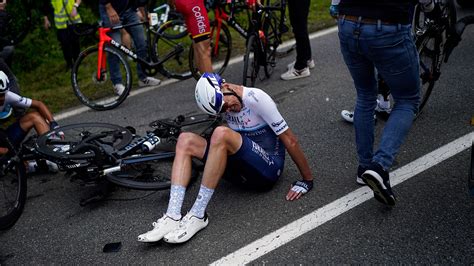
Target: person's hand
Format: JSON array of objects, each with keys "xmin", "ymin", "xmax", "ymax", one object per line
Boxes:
[
  {"xmin": 71, "ymin": 6, "xmax": 78, "ymax": 17},
  {"xmin": 0, "ymin": 147, "xmax": 9, "ymax": 155},
  {"xmin": 286, "ymin": 179, "xmax": 313, "ymax": 201},
  {"xmin": 106, "ymin": 4, "xmax": 120, "ymax": 25},
  {"xmin": 43, "ymin": 16, "xmax": 51, "ymax": 30},
  {"xmin": 329, "ymin": 4, "xmax": 339, "ymax": 19},
  {"xmin": 247, "ymin": 0, "xmax": 261, "ymax": 12}
]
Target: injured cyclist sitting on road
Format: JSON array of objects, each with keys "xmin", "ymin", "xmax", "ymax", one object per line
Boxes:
[{"xmin": 137, "ymin": 72, "xmax": 315, "ymax": 244}]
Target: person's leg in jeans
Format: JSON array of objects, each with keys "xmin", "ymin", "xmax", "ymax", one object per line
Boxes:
[
  {"xmin": 121, "ymin": 8, "xmax": 148, "ymax": 81},
  {"xmin": 99, "ymin": 5, "xmax": 123, "ymax": 85},
  {"xmin": 371, "ymin": 25, "xmax": 420, "ymax": 170},
  {"xmin": 338, "ymin": 20, "xmax": 378, "ymax": 168},
  {"xmin": 287, "ymin": 0, "xmax": 311, "ymax": 70}
]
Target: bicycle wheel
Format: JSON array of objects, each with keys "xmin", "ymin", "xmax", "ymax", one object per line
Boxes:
[
  {"xmin": 0, "ymin": 131, "xmax": 27, "ymax": 230},
  {"xmin": 243, "ymin": 34, "xmax": 260, "ymax": 87},
  {"xmin": 72, "ymin": 45, "xmax": 132, "ymax": 111},
  {"xmin": 261, "ymin": 9, "xmax": 281, "ymax": 77},
  {"xmin": 154, "ymin": 20, "xmax": 193, "ymax": 80},
  {"xmin": 190, "ymin": 21, "xmax": 232, "ymax": 80},
  {"xmin": 36, "ymin": 123, "xmax": 133, "ymax": 162},
  {"xmin": 106, "ymin": 151, "xmax": 199, "ymax": 191},
  {"xmin": 416, "ymin": 33, "xmax": 439, "ymax": 116}
]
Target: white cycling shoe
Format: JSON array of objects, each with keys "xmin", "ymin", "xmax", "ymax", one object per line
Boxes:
[
  {"xmin": 163, "ymin": 212, "xmax": 208, "ymax": 244},
  {"xmin": 137, "ymin": 214, "xmax": 180, "ymax": 243}
]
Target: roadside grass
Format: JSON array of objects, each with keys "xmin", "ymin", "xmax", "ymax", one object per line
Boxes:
[{"xmin": 12, "ymin": 0, "xmax": 334, "ymax": 114}]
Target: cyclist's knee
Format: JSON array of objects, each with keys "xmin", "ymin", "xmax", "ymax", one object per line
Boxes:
[
  {"xmin": 209, "ymin": 126, "xmax": 234, "ymax": 146},
  {"xmin": 176, "ymin": 132, "xmax": 203, "ymax": 154}
]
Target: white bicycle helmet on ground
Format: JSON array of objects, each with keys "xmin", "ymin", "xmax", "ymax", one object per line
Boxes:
[
  {"xmin": 195, "ymin": 72, "xmax": 225, "ymax": 115},
  {"xmin": 0, "ymin": 70, "xmax": 9, "ymax": 94}
]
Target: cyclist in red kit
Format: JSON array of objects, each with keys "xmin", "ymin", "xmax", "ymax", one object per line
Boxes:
[{"xmin": 174, "ymin": 0, "xmax": 213, "ymax": 73}]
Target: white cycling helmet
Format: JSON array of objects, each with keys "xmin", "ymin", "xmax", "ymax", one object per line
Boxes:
[
  {"xmin": 0, "ymin": 71, "xmax": 9, "ymax": 94},
  {"xmin": 195, "ymin": 72, "xmax": 225, "ymax": 115}
]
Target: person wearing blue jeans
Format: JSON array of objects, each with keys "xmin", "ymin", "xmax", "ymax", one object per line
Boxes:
[
  {"xmin": 99, "ymin": 0, "xmax": 161, "ymax": 95},
  {"xmin": 337, "ymin": 0, "xmax": 434, "ymax": 206}
]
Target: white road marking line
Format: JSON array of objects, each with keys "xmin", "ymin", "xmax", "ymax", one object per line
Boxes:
[
  {"xmin": 211, "ymin": 131, "xmax": 474, "ymax": 265},
  {"xmin": 55, "ymin": 26, "xmax": 338, "ymax": 121}
]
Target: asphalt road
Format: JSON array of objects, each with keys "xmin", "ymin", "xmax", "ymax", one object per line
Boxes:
[{"xmin": 1, "ymin": 6, "xmax": 473, "ymax": 264}]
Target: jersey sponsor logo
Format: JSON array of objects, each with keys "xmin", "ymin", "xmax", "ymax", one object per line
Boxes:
[
  {"xmin": 271, "ymin": 119, "xmax": 285, "ymax": 128},
  {"xmin": 18, "ymin": 97, "xmax": 27, "ymax": 105},
  {"xmin": 251, "ymin": 141, "xmax": 274, "ymax": 166},
  {"xmin": 226, "ymin": 115, "xmax": 243, "ymax": 124},
  {"xmin": 192, "ymin": 6, "xmax": 207, "ymax": 34},
  {"xmin": 112, "ymin": 39, "xmax": 138, "ymax": 59},
  {"xmin": 247, "ymin": 90, "xmax": 259, "ymax": 102},
  {"xmin": 275, "ymin": 124, "xmax": 287, "ymax": 134}
]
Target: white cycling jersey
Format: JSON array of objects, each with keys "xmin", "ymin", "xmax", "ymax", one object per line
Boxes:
[
  {"xmin": 225, "ymin": 87, "xmax": 288, "ymax": 156},
  {"xmin": 1, "ymin": 91, "xmax": 32, "ymax": 111}
]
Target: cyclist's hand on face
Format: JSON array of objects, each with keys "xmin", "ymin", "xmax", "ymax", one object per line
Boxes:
[{"xmin": 286, "ymin": 179, "xmax": 313, "ymax": 201}]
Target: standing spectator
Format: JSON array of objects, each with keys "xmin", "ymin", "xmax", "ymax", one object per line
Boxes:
[
  {"xmin": 337, "ymin": 0, "xmax": 433, "ymax": 206},
  {"xmin": 99, "ymin": 0, "xmax": 161, "ymax": 95},
  {"xmin": 42, "ymin": 0, "xmax": 82, "ymax": 71},
  {"xmin": 280, "ymin": 0, "xmax": 314, "ymax": 80},
  {"xmin": 0, "ymin": 0, "xmax": 14, "ymax": 67}
]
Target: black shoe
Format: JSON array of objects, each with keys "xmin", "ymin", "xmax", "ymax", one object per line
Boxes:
[{"xmin": 362, "ymin": 163, "xmax": 396, "ymax": 206}]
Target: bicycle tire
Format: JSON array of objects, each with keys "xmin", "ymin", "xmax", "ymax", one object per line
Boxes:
[
  {"xmin": 154, "ymin": 20, "xmax": 193, "ymax": 80},
  {"xmin": 190, "ymin": 21, "xmax": 232, "ymax": 80},
  {"xmin": 416, "ymin": 33, "xmax": 438, "ymax": 116},
  {"xmin": 106, "ymin": 151, "xmax": 199, "ymax": 191},
  {"xmin": 0, "ymin": 131, "xmax": 27, "ymax": 230},
  {"xmin": 72, "ymin": 45, "xmax": 132, "ymax": 111},
  {"xmin": 262, "ymin": 9, "xmax": 280, "ymax": 77},
  {"xmin": 36, "ymin": 123, "xmax": 133, "ymax": 162},
  {"xmin": 243, "ymin": 34, "xmax": 260, "ymax": 87}
]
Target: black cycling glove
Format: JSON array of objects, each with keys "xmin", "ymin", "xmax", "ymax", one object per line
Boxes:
[{"xmin": 291, "ymin": 179, "xmax": 314, "ymax": 195}]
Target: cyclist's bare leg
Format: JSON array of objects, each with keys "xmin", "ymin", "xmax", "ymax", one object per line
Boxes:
[
  {"xmin": 18, "ymin": 112, "xmax": 49, "ymax": 135},
  {"xmin": 171, "ymin": 127, "xmax": 242, "ymax": 189},
  {"xmin": 200, "ymin": 126, "xmax": 242, "ymax": 189},
  {"xmin": 171, "ymin": 132, "xmax": 207, "ymax": 187},
  {"xmin": 193, "ymin": 39, "xmax": 213, "ymax": 73}
]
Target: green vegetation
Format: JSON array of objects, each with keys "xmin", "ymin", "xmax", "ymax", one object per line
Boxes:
[{"xmin": 7, "ymin": 0, "xmax": 334, "ymax": 114}]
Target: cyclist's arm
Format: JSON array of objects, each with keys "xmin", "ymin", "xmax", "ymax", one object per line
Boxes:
[
  {"xmin": 29, "ymin": 100, "xmax": 54, "ymax": 125},
  {"xmin": 279, "ymin": 128, "xmax": 314, "ymax": 201},
  {"xmin": 279, "ymin": 128, "xmax": 314, "ymax": 183}
]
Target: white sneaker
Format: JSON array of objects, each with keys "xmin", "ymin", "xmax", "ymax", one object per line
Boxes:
[
  {"xmin": 113, "ymin": 84, "xmax": 125, "ymax": 96},
  {"xmin": 287, "ymin": 59, "xmax": 315, "ymax": 70},
  {"xmin": 341, "ymin": 110, "xmax": 377, "ymax": 123},
  {"xmin": 280, "ymin": 67, "xmax": 310, "ymax": 80},
  {"xmin": 137, "ymin": 214, "xmax": 180, "ymax": 243},
  {"xmin": 341, "ymin": 110, "xmax": 354, "ymax": 123},
  {"xmin": 163, "ymin": 212, "xmax": 208, "ymax": 244},
  {"xmin": 138, "ymin": 77, "xmax": 161, "ymax": 87}
]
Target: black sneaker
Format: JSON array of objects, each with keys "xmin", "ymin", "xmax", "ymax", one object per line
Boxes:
[{"xmin": 362, "ymin": 163, "xmax": 396, "ymax": 206}]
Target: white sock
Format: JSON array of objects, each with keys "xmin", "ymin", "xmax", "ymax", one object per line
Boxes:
[
  {"xmin": 189, "ymin": 185, "xmax": 214, "ymax": 219},
  {"xmin": 377, "ymin": 94, "xmax": 391, "ymax": 109},
  {"xmin": 166, "ymin": 185, "xmax": 186, "ymax": 220},
  {"xmin": 27, "ymin": 161, "xmax": 37, "ymax": 173}
]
